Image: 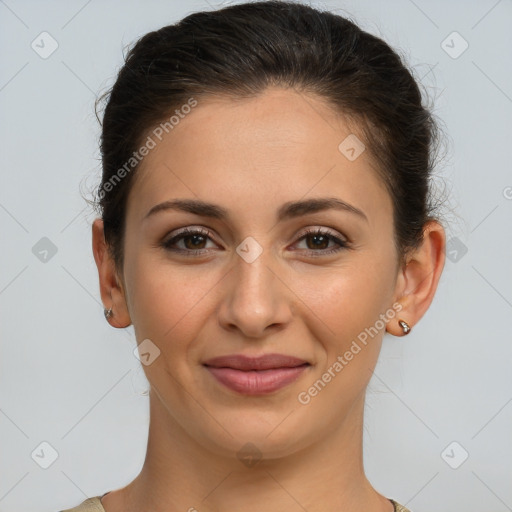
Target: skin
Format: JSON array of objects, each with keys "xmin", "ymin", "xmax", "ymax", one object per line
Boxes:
[{"xmin": 92, "ymin": 86, "xmax": 445, "ymax": 512}]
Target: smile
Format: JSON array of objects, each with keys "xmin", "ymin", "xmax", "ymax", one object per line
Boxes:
[{"xmin": 202, "ymin": 353, "xmax": 311, "ymax": 395}]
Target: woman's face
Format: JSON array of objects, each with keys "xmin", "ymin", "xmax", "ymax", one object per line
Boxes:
[{"xmin": 118, "ymin": 86, "xmax": 403, "ymax": 457}]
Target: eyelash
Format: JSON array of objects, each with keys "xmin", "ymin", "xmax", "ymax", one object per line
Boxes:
[{"xmin": 161, "ymin": 227, "xmax": 350, "ymax": 257}]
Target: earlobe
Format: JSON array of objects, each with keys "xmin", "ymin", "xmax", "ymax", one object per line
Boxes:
[
  {"xmin": 387, "ymin": 220, "xmax": 446, "ymax": 337},
  {"xmin": 386, "ymin": 313, "xmax": 412, "ymax": 337},
  {"xmin": 92, "ymin": 218, "xmax": 132, "ymax": 328}
]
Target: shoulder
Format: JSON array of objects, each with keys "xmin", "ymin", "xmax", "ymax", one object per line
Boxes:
[
  {"xmin": 60, "ymin": 495, "xmax": 411, "ymax": 512},
  {"xmin": 59, "ymin": 496, "xmax": 105, "ymax": 512},
  {"xmin": 390, "ymin": 499, "xmax": 413, "ymax": 512}
]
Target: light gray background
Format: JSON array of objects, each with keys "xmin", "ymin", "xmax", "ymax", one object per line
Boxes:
[{"xmin": 1, "ymin": 1, "xmax": 511, "ymax": 511}]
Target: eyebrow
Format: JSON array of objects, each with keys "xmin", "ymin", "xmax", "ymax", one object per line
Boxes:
[{"xmin": 143, "ymin": 197, "xmax": 368, "ymax": 223}]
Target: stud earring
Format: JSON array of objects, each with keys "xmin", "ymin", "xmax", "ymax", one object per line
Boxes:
[
  {"xmin": 398, "ymin": 319, "xmax": 411, "ymax": 335},
  {"xmin": 104, "ymin": 307, "xmax": 113, "ymax": 320}
]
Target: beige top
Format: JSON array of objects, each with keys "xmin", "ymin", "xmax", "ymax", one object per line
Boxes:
[{"xmin": 60, "ymin": 495, "xmax": 413, "ymax": 511}]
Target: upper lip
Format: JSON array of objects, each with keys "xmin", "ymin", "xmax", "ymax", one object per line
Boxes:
[{"xmin": 203, "ymin": 353, "xmax": 309, "ymax": 371}]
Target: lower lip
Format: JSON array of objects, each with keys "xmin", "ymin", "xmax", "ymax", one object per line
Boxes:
[{"xmin": 204, "ymin": 364, "xmax": 309, "ymax": 395}]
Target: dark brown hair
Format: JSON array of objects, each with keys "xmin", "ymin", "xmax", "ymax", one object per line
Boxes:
[{"xmin": 88, "ymin": 0, "xmax": 446, "ymax": 274}]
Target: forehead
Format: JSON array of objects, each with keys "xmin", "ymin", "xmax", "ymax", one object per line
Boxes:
[{"xmin": 125, "ymin": 87, "xmax": 392, "ymax": 229}]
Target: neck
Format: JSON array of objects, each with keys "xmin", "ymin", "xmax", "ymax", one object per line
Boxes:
[{"xmin": 102, "ymin": 390, "xmax": 394, "ymax": 512}]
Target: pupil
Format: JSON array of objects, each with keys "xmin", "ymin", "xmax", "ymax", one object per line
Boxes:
[
  {"xmin": 187, "ymin": 235, "xmax": 205, "ymax": 249},
  {"xmin": 309, "ymin": 234, "xmax": 327, "ymax": 249}
]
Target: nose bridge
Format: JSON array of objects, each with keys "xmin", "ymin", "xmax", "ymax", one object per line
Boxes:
[
  {"xmin": 234, "ymin": 240, "xmax": 278, "ymax": 312},
  {"xmin": 219, "ymin": 236, "xmax": 291, "ymax": 337},
  {"xmin": 236, "ymin": 245, "xmax": 275, "ymax": 298}
]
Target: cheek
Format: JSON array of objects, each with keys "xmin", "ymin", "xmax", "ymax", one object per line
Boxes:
[
  {"xmin": 293, "ymin": 261, "xmax": 396, "ymax": 411},
  {"xmin": 126, "ymin": 253, "xmax": 219, "ymax": 351},
  {"xmin": 125, "ymin": 261, "xmax": 214, "ymax": 402},
  {"xmin": 301, "ymin": 257, "xmax": 396, "ymax": 354}
]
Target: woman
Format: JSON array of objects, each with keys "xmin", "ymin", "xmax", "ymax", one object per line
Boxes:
[{"xmin": 64, "ymin": 1, "xmax": 445, "ymax": 510}]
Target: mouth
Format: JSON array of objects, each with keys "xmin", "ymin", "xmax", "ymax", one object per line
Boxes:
[{"xmin": 202, "ymin": 353, "xmax": 311, "ymax": 395}]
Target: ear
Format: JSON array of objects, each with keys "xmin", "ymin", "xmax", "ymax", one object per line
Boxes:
[
  {"xmin": 91, "ymin": 218, "xmax": 132, "ymax": 328},
  {"xmin": 387, "ymin": 220, "xmax": 445, "ymax": 336}
]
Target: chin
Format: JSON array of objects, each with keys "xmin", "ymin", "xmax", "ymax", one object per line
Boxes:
[{"xmin": 194, "ymin": 409, "xmax": 313, "ymax": 462}]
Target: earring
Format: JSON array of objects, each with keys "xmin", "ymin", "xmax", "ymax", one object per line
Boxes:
[
  {"xmin": 398, "ymin": 319, "xmax": 411, "ymax": 335},
  {"xmin": 104, "ymin": 307, "xmax": 113, "ymax": 320}
]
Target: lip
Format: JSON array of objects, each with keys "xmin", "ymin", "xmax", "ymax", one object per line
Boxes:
[
  {"xmin": 203, "ymin": 353, "xmax": 309, "ymax": 370},
  {"xmin": 203, "ymin": 353, "xmax": 310, "ymax": 395}
]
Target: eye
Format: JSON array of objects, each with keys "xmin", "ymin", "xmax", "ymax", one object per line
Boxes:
[
  {"xmin": 161, "ymin": 226, "xmax": 350, "ymax": 257},
  {"xmin": 161, "ymin": 227, "xmax": 217, "ymax": 256},
  {"xmin": 293, "ymin": 227, "xmax": 349, "ymax": 256}
]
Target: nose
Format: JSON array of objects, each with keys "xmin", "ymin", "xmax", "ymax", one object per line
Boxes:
[{"xmin": 217, "ymin": 247, "xmax": 293, "ymax": 339}]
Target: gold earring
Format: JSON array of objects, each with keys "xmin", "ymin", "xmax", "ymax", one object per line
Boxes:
[{"xmin": 398, "ymin": 319, "xmax": 411, "ymax": 335}]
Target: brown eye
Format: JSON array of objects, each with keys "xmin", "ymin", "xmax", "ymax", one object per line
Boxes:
[
  {"xmin": 162, "ymin": 228, "xmax": 216, "ymax": 255},
  {"xmin": 294, "ymin": 228, "xmax": 349, "ymax": 256},
  {"xmin": 181, "ymin": 233, "xmax": 207, "ymax": 250},
  {"xmin": 304, "ymin": 232, "xmax": 330, "ymax": 250}
]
